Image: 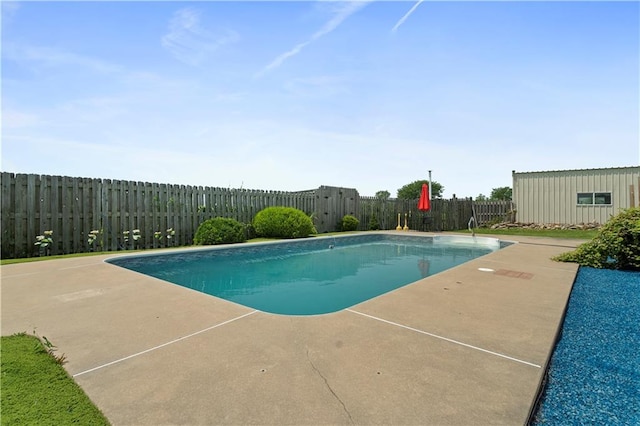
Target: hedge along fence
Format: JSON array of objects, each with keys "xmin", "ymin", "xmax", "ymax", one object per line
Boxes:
[{"xmin": 0, "ymin": 172, "xmax": 510, "ymax": 259}]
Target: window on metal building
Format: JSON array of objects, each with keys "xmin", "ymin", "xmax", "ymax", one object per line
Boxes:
[
  {"xmin": 577, "ymin": 192, "xmax": 612, "ymax": 205},
  {"xmin": 594, "ymin": 192, "xmax": 612, "ymax": 205}
]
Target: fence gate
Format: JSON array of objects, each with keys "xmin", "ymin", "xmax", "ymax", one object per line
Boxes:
[{"xmin": 313, "ymin": 186, "xmax": 359, "ymax": 233}]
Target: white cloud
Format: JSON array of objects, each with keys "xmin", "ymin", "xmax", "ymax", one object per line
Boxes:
[
  {"xmin": 256, "ymin": 1, "xmax": 372, "ymax": 77},
  {"xmin": 2, "ymin": 109, "xmax": 39, "ymax": 129},
  {"xmin": 161, "ymin": 7, "xmax": 239, "ymax": 66},
  {"xmin": 1, "ymin": 1, "xmax": 20, "ymax": 24},
  {"xmin": 2, "ymin": 43, "xmax": 123, "ymax": 74}
]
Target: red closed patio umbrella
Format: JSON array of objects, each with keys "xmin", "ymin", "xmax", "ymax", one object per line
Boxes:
[{"xmin": 418, "ymin": 183, "xmax": 430, "ymax": 211}]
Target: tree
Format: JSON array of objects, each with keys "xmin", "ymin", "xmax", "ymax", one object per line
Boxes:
[
  {"xmin": 397, "ymin": 180, "xmax": 444, "ymax": 200},
  {"xmin": 375, "ymin": 190, "xmax": 390, "ymax": 201},
  {"xmin": 490, "ymin": 186, "xmax": 512, "ymax": 201},
  {"xmin": 475, "ymin": 194, "xmax": 488, "ymax": 201}
]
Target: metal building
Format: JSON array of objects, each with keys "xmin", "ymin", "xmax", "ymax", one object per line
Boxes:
[{"xmin": 512, "ymin": 166, "xmax": 640, "ymax": 224}]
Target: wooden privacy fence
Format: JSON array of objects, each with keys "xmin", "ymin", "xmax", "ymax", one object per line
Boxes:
[
  {"xmin": 1, "ymin": 173, "xmax": 315, "ymax": 259},
  {"xmin": 1, "ymin": 173, "xmax": 510, "ymax": 259},
  {"xmin": 357, "ymin": 197, "xmax": 501, "ymax": 232},
  {"xmin": 472, "ymin": 200, "xmax": 514, "ymax": 225}
]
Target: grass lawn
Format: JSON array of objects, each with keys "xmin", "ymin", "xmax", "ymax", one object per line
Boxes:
[
  {"xmin": 0, "ymin": 251, "xmax": 114, "ymax": 265},
  {"xmin": 458, "ymin": 227, "xmax": 598, "ymax": 240},
  {"xmin": 1, "ymin": 333, "xmax": 110, "ymax": 426}
]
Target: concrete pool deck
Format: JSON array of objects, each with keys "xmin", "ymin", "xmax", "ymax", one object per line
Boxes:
[{"xmin": 1, "ymin": 232, "xmax": 582, "ymax": 425}]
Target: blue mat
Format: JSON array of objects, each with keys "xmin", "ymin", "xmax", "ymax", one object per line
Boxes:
[{"xmin": 533, "ymin": 267, "xmax": 640, "ymax": 424}]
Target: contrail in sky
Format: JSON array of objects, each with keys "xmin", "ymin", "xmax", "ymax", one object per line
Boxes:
[
  {"xmin": 162, "ymin": 7, "xmax": 238, "ymax": 66},
  {"xmin": 256, "ymin": 1, "xmax": 372, "ymax": 77},
  {"xmin": 391, "ymin": 0, "xmax": 424, "ymax": 33}
]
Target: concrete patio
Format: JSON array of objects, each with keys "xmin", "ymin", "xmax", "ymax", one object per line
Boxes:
[{"xmin": 1, "ymin": 232, "xmax": 582, "ymax": 425}]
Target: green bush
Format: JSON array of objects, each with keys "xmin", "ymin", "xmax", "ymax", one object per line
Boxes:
[
  {"xmin": 369, "ymin": 214, "xmax": 380, "ymax": 230},
  {"xmin": 253, "ymin": 207, "xmax": 317, "ymax": 238},
  {"xmin": 193, "ymin": 217, "xmax": 247, "ymax": 245},
  {"xmin": 341, "ymin": 215, "xmax": 359, "ymax": 231},
  {"xmin": 554, "ymin": 207, "xmax": 640, "ymax": 270}
]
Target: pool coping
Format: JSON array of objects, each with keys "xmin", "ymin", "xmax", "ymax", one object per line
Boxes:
[
  {"xmin": 1, "ymin": 231, "xmax": 582, "ymax": 425},
  {"xmin": 104, "ymin": 232, "xmax": 506, "ymax": 316}
]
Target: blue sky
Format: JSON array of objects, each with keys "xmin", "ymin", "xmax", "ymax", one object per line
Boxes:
[{"xmin": 2, "ymin": 1, "xmax": 639, "ymax": 198}]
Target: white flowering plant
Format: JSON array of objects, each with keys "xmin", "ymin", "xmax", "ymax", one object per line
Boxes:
[
  {"xmin": 88, "ymin": 230, "xmax": 101, "ymax": 247},
  {"xmin": 123, "ymin": 229, "xmax": 142, "ymax": 248},
  {"xmin": 123, "ymin": 229, "xmax": 142, "ymax": 242},
  {"xmin": 35, "ymin": 230, "xmax": 54, "ymax": 255},
  {"xmin": 166, "ymin": 228, "xmax": 175, "ymax": 239}
]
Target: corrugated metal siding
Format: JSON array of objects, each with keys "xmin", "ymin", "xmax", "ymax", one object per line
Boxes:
[{"xmin": 513, "ymin": 166, "xmax": 640, "ymax": 224}]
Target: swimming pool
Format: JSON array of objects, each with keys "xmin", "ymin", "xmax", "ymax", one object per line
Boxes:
[{"xmin": 108, "ymin": 234, "xmax": 506, "ymax": 315}]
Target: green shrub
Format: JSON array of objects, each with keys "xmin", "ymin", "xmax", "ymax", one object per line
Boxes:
[
  {"xmin": 245, "ymin": 223, "xmax": 257, "ymax": 240},
  {"xmin": 369, "ymin": 214, "xmax": 380, "ymax": 230},
  {"xmin": 253, "ymin": 207, "xmax": 317, "ymax": 238},
  {"xmin": 341, "ymin": 215, "xmax": 359, "ymax": 231},
  {"xmin": 554, "ymin": 207, "xmax": 640, "ymax": 270},
  {"xmin": 194, "ymin": 217, "xmax": 247, "ymax": 245}
]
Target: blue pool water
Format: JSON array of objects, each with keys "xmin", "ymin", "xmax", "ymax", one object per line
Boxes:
[
  {"xmin": 532, "ymin": 267, "xmax": 640, "ymax": 425},
  {"xmin": 108, "ymin": 234, "xmax": 503, "ymax": 315}
]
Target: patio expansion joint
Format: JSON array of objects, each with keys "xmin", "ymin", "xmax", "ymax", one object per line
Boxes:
[
  {"xmin": 72, "ymin": 310, "xmax": 258, "ymax": 378},
  {"xmin": 306, "ymin": 348, "xmax": 354, "ymax": 424},
  {"xmin": 346, "ymin": 309, "xmax": 541, "ymax": 369}
]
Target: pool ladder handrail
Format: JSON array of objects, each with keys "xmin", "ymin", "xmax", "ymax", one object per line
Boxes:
[
  {"xmin": 468, "ymin": 204, "xmax": 477, "ymax": 237},
  {"xmin": 329, "ymin": 236, "xmax": 337, "ymax": 249}
]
